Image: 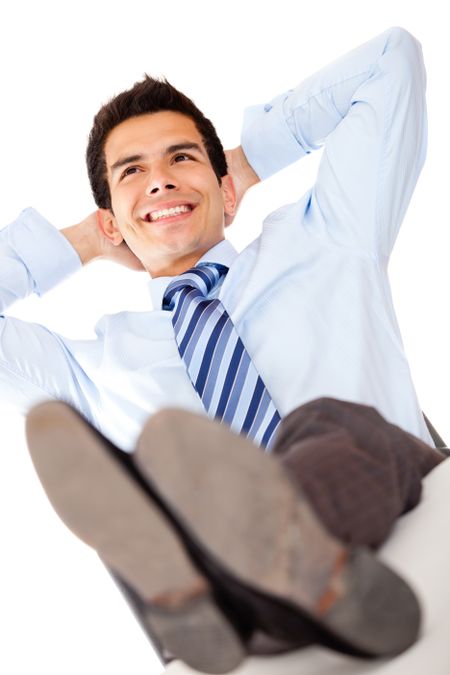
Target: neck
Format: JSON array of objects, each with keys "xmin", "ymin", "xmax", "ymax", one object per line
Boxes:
[{"xmin": 146, "ymin": 239, "xmax": 225, "ymax": 278}]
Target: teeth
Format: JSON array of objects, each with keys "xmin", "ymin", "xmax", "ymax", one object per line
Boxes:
[{"xmin": 149, "ymin": 205, "xmax": 192, "ymax": 222}]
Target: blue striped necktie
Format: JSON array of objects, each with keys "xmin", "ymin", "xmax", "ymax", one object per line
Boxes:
[{"xmin": 162, "ymin": 262, "xmax": 281, "ymax": 450}]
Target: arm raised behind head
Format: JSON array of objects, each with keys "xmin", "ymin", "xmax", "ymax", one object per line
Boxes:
[{"xmin": 236, "ymin": 27, "xmax": 427, "ymax": 256}]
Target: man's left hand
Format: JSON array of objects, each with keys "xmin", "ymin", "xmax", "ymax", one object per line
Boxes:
[{"xmin": 224, "ymin": 146, "xmax": 260, "ymax": 227}]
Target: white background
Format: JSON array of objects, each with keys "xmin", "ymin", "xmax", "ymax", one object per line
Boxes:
[{"xmin": 0, "ymin": 1, "xmax": 448, "ymax": 673}]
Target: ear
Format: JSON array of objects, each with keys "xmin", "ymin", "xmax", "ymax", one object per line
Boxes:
[
  {"xmin": 221, "ymin": 175, "xmax": 237, "ymax": 228},
  {"xmin": 97, "ymin": 208, "xmax": 124, "ymax": 246}
]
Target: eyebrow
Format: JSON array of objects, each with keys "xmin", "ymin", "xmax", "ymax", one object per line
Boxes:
[
  {"xmin": 110, "ymin": 142, "xmax": 205, "ymax": 176},
  {"xmin": 167, "ymin": 142, "xmax": 204, "ymax": 155},
  {"xmin": 110, "ymin": 154, "xmax": 145, "ymax": 174}
]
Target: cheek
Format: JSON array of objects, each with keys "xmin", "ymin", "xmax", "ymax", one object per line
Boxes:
[
  {"xmin": 212, "ymin": 193, "xmax": 227, "ymax": 220},
  {"xmin": 206, "ymin": 184, "xmax": 226, "ymax": 212},
  {"xmin": 110, "ymin": 206, "xmax": 136, "ymax": 241},
  {"xmin": 112, "ymin": 189, "xmax": 138, "ymax": 224}
]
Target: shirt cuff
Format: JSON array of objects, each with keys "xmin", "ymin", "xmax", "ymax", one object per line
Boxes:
[
  {"xmin": 7, "ymin": 207, "xmax": 82, "ymax": 295},
  {"xmin": 241, "ymin": 92, "xmax": 308, "ymax": 181}
]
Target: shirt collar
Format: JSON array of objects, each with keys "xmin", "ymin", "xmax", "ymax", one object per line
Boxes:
[{"xmin": 148, "ymin": 239, "xmax": 238, "ymax": 309}]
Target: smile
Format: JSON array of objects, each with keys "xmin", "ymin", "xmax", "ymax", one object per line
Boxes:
[{"xmin": 146, "ymin": 204, "xmax": 193, "ymax": 222}]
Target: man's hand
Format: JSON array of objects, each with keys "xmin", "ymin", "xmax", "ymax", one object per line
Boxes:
[
  {"xmin": 62, "ymin": 212, "xmax": 144, "ymax": 270},
  {"xmin": 224, "ymin": 146, "xmax": 260, "ymax": 227}
]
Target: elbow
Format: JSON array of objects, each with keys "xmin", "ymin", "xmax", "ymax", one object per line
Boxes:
[
  {"xmin": 382, "ymin": 26, "xmax": 426, "ymax": 90},
  {"xmin": 386, "ymin": 26, "xmax": 425, "ymax": 70},
  {"xmin": 388, "ymin": 26, "xmax": 421, "ymax": 46}
]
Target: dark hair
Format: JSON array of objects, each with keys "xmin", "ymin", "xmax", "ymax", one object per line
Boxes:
[{"xmin": 86, "ymin": 75, "xmax": 228, "ymax": 210}]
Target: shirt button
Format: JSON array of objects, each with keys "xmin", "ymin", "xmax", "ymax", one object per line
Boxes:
[{"xmin": 264, "ymin": 103, "xmax": 272, "ymax": 112}]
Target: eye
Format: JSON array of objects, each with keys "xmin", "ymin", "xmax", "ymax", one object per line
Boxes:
[
  {"xmin": 173, "ymin": 153, "xmax": 193, "ymax": 163},
  {"xmin": 120, "ymin": 166, "xmax": 141, "ymax": 180}
]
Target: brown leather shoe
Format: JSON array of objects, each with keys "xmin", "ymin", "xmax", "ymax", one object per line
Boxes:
[
  {"xmin": 133, "ymin": 407, "xmax": 422, "ymax": 659},
  {"xmin": 25, "ymin": 401, "xmax": 247, "ymax": 674}
]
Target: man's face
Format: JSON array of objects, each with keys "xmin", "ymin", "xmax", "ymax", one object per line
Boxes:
[{"xmin": 103, "ymin": 111, "xmax": 235, "ymax": 277}]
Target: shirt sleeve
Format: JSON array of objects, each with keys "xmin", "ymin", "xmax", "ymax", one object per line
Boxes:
[
  {"xmin": 0, "ymin": 207, "xmax": 81, "ymax": 313},
  {"xmin": 241, "ymin": 27, "xmax": 427, "ymax": 257},
  {"xmin": 0, "ymin": 208, "xmax": 97, "ymax": 420}
]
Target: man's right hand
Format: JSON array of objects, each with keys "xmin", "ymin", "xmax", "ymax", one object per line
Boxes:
[{"xmin": 61, "ymin": 212, "xmax": 144, "ymax": 271}]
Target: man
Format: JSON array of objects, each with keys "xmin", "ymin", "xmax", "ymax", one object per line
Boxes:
[{"xmin": 1, "ymin": 25, "xmax": 445, "ymax": 673}]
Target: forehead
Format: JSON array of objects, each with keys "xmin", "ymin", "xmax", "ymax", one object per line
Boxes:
[{"xmin": 104, "ymin": 111, "xmax": 203, "ymax": 167}]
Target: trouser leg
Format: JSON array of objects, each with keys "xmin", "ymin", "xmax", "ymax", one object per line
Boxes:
[{"xmin": 272, "ymin": 398, "xmax": 445, "ymax": 549}]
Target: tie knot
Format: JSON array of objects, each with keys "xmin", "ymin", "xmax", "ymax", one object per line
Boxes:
[{"xmin": 162, "ymin": 262, "xmax": 228, "ymax": 311}]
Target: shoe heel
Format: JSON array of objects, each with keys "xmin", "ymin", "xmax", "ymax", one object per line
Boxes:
[
  {"xmin": 146, "ymin": 595, "xmax": 247, "ymax": 674},
  {"xmin": 25, "ymin": 401, "xmax": 246, "ymax": 674},
  {"xmin": 135, "ymin": 408, "xmax": 421, "ymax": 658}
]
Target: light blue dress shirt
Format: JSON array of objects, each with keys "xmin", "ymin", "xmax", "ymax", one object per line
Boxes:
[{"xmin": 0, "ymin": 27, "xmax": 432, "ymax": 451}]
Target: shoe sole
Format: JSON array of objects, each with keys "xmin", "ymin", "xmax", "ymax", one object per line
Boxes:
[
  {"xmin": 134, "ymin": 408, "xmax": 422, "ymax": 658},
  {"xmin": 25, "ymin": 402, "xmax": 246, "ymax": 674}
]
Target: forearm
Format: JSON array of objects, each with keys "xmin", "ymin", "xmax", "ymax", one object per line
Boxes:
[
  {"xmin": 241, "ymin": 27, "xmax": 424, "ymax": 181},
  {"xmin": 0, "ymin": 208, "xmax": 81, "ymax": 314}
]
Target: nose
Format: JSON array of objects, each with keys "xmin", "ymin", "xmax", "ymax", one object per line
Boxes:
[
  {"xmin": 146, "ymin": 181, "xmax": 177, "ymax": 196},
  {"xmin": 145, "ymin": 166, "xmax": 178, "ymax": 196}
]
